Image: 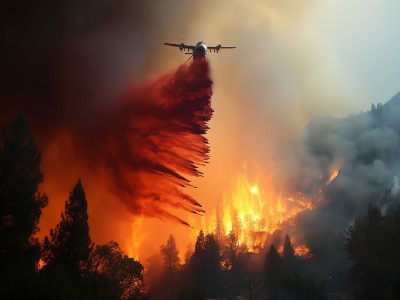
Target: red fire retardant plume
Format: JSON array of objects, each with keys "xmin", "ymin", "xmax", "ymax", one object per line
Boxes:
[{"xmin": 71, "ymin": 60, "xmax": 213, "ymax": 225}]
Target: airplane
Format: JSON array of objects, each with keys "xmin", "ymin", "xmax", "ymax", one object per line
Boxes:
[{"xmin": 164, "ymin": 41, "xmax": 236, "ymax": 60}]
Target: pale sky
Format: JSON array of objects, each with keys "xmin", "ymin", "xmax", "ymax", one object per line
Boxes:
[{"xmin": 311, "ymin": 0, "xmax": 400, "ymax": 104}]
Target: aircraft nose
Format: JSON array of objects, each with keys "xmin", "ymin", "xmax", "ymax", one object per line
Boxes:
[{"xmin": 197, "ymin": 45, "xmax": 206, "ymax": 56}]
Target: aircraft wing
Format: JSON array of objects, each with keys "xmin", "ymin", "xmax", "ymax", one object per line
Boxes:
[
  {"xmin": 208, "ymin": 44, "xmax": 236, "ymax": 52},
  {"xmin": 164, "ymin": 42, "xmax": 195, "ymax": 51}
]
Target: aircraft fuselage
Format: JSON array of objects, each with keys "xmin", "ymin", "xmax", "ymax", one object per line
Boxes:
[{"xmin": 193, "ymin": 41, "xmax": 207, "ymax": 60}]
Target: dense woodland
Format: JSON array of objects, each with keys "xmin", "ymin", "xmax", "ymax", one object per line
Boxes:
[{"xmin": 1, "ymin": 116, "xmax": 400, "ymax": 299}]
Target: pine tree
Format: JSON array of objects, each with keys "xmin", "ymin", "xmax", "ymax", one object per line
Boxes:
[
  {"xmin": 43, "ymin": 180, "xmax": 93, "ymax": 272},
  {"xmin": 190, "ymin": 229, "xmax": 205, "ymax": 272},
  {"xmin": 203, "ymin": 233, "xmax": 222, "ymax": 292},
  {"xmin": 0, "ymin": 115, "xmax": 48, "ymax": 271},
  {"xmin": 265, "ymin": 244, "xmax": 282, "ymax": 299},
  {"xmin": 283, "ymin": 234, "xmax": 296, "ymax": 272},
  {"xmin": 160, "ymin": 234, "xmax": 180, "ymax": 272},
  {"xmin": 160, "ymin": 234, "xmax": 180, "ymax": 299},
  {"xmin": 189, "ymin": 230, "xmax": 206, "ymax": 296},
  {"xmin": 344, "ymin": 204, "xmax": 399, "ymax": 299}
]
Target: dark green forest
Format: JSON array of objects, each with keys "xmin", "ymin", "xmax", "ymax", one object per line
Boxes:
[{"xmin": 1, "ymin": 116, "xmax": 400, "ymax": 299}]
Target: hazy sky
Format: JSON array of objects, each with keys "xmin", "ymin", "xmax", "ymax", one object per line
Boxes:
[{"xmin": 310, "ymin": 0, "xmax": 400, "ymax": 104}]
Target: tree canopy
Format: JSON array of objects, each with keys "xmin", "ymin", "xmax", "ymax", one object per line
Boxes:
[
  {"xmin": 43, "ymin": 180, "xmax": 93, "ymax": 271},
  {"xmin": 0, "ymin": 115, "xmax": 48, "ymax": 272},
  {"xmin": 88, "ymin": 241, "xmax": 144, "ymax": 299},
  {"xmin": 160, "ymin": 234, "xmax": 180, "ymax": 272},
  {"xmin": 345, "ymin": 204, "xmax": 400, "ymax": 300}
]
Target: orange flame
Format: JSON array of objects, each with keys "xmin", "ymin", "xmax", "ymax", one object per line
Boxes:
[
  {"xmin": 277, "ymin": 236, "xmax": 313, "ymax": 259},
  {"xmin": 294, "ymin": 245, "xmax": 313, "ymax": 258},
  {"xmin": 327, "ymin": 168, "xmax": 339, "ymax": 185},
  {"xmin": 200, "ymin": 162, "xmax": 313, "ymax": 252},
  {"xmin": 36, "ymin": 258, "xmax": 46, "ymax": 271},
  {"xmin": 127, "ymin": 216, "xmax": 145, "ymax": 260}
]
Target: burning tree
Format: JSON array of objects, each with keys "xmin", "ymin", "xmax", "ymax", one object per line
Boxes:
[{"xmin": 221, "ymin": 230, "xmax": 239, "ymax": 271}]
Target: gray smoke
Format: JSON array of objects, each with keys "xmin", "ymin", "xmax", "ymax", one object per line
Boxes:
[{"xmin": 280, "ymin": 92, "xmax": 400, "ymax": 290}]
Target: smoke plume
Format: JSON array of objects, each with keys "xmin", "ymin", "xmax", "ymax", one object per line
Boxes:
[
  {"xmin": 274, "ymin": 92, "xmax": 400, "ymax": 290},
  {"xmin": 286, "ymin": 92, "xmax": 400, "ymax": 230}
]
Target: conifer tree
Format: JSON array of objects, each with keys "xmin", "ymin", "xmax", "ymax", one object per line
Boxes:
[
  {"xmin": 190, "ymin": 229, "xmax": 205, "ymax": 272},
  {"xmin": 160, "ymin": 234, "xmax": 180, "ymax": 272},
  {"xmin": 283, "ymin": 234, "xmax": 296, "ymax": 272},
  {"xmin": 44, "ymin": 180, "xmax": 93, "ymax": 272},
  {"xmin": 0, "ymin": 116, "xmax": 48, "ymax": 271},
  {"xmin": 283, "ymin": 234, "xmax": 295, "ymax": 258},
  {"xmin": 190, "ymin": 231, "xmax": 222, "ymax": 297},
  {"xmin": 265, "ymin": 244, "xmax": 282, "ymax": 299},
  {"xmin": 203, "ymin": 233, "xmax": 222, "ymax": 288},
  {"xmin": 344, "ymin": 204, "xmax": 399, "ymax": 299}
]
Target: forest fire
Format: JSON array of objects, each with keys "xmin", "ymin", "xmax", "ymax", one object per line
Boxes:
[{"xmin": 196, "ymin": 164, "xmax": 314, "ymax": 253}]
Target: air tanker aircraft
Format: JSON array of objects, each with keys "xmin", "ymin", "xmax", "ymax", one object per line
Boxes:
[{"xmin": 164, "ymin": 41, "xmax": 236, "ymax": 60}]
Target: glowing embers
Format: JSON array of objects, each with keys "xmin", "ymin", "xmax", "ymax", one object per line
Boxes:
[{"xmin": 217, "ymin": 163, "xmax": 313, "ymax": 252}]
